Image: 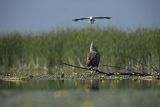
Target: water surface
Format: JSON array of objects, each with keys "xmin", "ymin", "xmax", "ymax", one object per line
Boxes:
[{"xmin": 0, "ymin": 80, "xmax": 160, "ymax": 107}]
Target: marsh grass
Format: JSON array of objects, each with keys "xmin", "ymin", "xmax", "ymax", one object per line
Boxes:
[{"xmin": 0, "ymin": 27, "xmax": 160, "ymax": 76}]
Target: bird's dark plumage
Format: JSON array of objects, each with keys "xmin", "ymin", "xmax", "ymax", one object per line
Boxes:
[{"xmin": 86, "ymin": 42, "xmax": 100, "ymax": 68}]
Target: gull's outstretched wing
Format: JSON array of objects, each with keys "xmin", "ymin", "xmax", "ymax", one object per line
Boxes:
[
  {"xmin": 92, "ymin": 16, "xmax": 112, "ymax": 19},
  {"xmin": 72, "ymin": 17, "xmax": 89, "ymax": 22}
]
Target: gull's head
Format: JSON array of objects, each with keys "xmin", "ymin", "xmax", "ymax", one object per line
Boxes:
[{"xmin": 89, "ymin": 16, "xmax": 93, "ymax": 20}]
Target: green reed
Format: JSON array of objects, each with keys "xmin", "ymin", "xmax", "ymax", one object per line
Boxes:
[{"xmin": 0, "ymin": 27, "xmax": 160, "ymax": 76}]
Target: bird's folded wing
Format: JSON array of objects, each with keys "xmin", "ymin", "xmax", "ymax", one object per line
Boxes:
[
  {"xmin": 73, "ymin": 17, "xmax": 89, "ymax": 21},
  {"xmin": 86, "ymin": 52, "xmax": 96, "ymax": 63},
  {"xmin": 93, "ymin": 16, "xmax": 112, "ymax": 19},
  {"xmin": 86, "ymin": 53, "xmax": 92, "ymax": 66}
]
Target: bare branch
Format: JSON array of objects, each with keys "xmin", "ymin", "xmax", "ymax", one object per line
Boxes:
[{"xmin": 63, "ymin": 62, "xmax": 153, "ymax": 76}]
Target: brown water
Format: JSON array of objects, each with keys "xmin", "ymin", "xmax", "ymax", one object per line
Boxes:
[{"xmin": 0, "ymin": 79, "xmax": 160, "ymax": 107}]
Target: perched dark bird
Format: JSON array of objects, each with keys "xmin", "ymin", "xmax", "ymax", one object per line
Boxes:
[
  {"xmin": 73, "ymin": 16, "xmax": 111, "ymax": 24},
  {"xmin": 86, "ymin": 41, "xmax": 100, "ymax": 69}
]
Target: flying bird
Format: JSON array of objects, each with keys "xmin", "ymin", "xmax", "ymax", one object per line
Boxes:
[
  {"xmin": 86, "ymin": 41, "xmax": 100, "ymax": 69},
  {"xmin": 73, "ymin": 16, "xmax": 111, "ymax": 24}
]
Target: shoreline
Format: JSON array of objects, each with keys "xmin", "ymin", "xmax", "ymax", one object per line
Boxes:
[{"xmin": 0, "ymin": 75, "xmax": 159, "ymax": 81}]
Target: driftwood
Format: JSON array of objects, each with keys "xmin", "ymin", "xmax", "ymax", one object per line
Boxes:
[{"xmin": 63, "ymin": 62, "xmax": 154, "ymax": 76}]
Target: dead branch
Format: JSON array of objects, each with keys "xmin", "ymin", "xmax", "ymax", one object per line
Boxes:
[
  {"xmin": 63, "ymin": 62, "xmax": 153, "ymax": 76},
  {"xmin": 62, "ymin": 62, "xmax": 108, "ymax": 74}
]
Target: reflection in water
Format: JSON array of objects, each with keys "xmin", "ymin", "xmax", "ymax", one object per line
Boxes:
[
  {"xmin": 90, "ymin": 80, "xmax": 99, "ymax": 91},
  {"xmin": 80, "ymin": 100, "xmax": 93, "ymax": 107},
  {"xmin": 0, "ymin": 80, "xmax": 160, "ymax": 107},
  {"xmin": 0, "ymin": 79, "xmax": 160, "ymax": 90}
]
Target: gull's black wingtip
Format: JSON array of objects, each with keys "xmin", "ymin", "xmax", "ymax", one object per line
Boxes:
[
  {"xmin": 107, "ymin": 17, "xmax": 112, "ymax": 19},
  {"xmin": 72, "ymin": 19, "xmax": 78, "ymax": 21}
]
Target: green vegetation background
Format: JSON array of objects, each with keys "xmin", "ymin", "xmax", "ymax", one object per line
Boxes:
[{"xmin": 0, "ymin": 27, "xmax": 160, "ymax": 76}]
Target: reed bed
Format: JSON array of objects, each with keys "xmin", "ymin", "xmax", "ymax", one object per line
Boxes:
[{"xmin": 0, "ymin": 27, "xmax": 160, "ymax": 76}]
